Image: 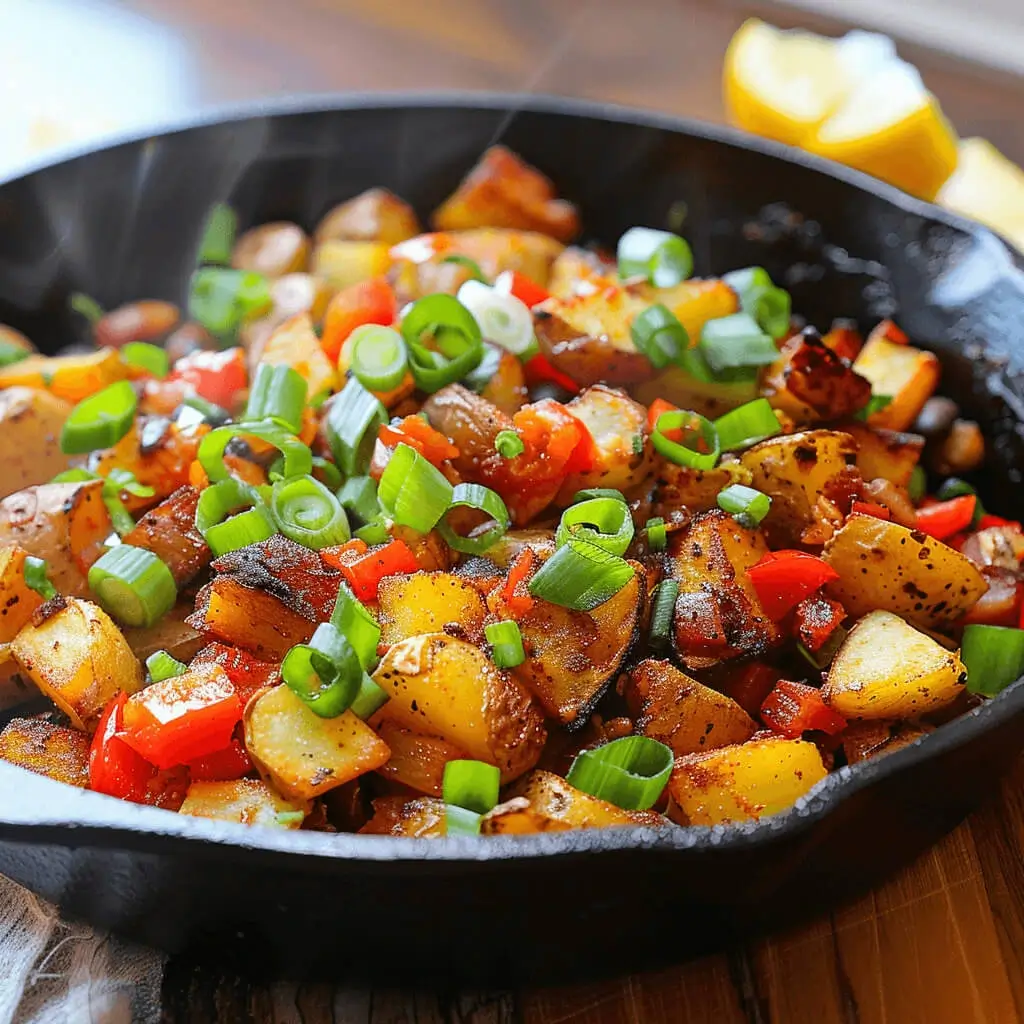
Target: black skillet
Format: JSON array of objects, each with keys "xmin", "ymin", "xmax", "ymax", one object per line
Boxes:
[{"xmin": 0, "ymin": 95, "xmax": 1023, "ymax": 987}]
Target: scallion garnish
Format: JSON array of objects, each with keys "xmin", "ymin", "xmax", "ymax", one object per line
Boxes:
[
  {"xmin": 936, "ymin": 478, "xmax": 985, "ymax": 526},
  {"xmin": 442, "ymin": 759, "xmax": 501, "ymax": 815},
  {"xmin": 797, "ymin": 625, "xmax": 847, "ymax": 670},
  {"xmin": 528, "ymin": 537, "xmax": 635, "ymax": 612},
  {"xmin": 198, "ymin": 420, "xmax": 312, "ymax": 484},
  {"xmin": 270, "ymin": 475, "xmax": 351, "ymax": 550},
  {"xmin": 723, "ymin": 267, "xmax": 792, "ymax": 340},
  {"xmin": 437, "ymin": 483, "xmax": 509, "ymax": 555},
  {"xmin": 494, "ymin": 429, "xmax": 525, "ymax": 458},
  {"xmin": 713, "ymin": 398, "xmax": 781, "ymax": 452},
  {"xmin": 699, "ymin": 313, "xmax": 778, "ymax": 375},
  {"xmin": 146, "ymin": 650, "xmax": 188, "ymax": 683},
  {"xmin": 337, "ymin": 475, "xmax": 380, "ymax": 526},
  {"xmin": 87, "ymin": 544, "xmax": 177, "ymax": 628},
  {"xmin": 555, "ymin": 497, "xmax": 634, "ymax": 557},
  {"xmin": 645, "ymin": 517, "xmax": 667, "ymax": 552},
  {"xmin": 573, "ymin": 488, "xmax": 626, "ymax": 504},
  {"xmin": 378, "ymin": 443, "xmax": 454, "ymax": 534},
  {"xmin": 197, "ymin": 202, "xmax": 237, "ymax": 266},
  {"xmin": 69, "ymin": 292, "xmax": 104, "ymax": 325},
  {"xmin": 855, "ymin": 394, "xmax": 894, "ymax": 421},
  {"xmin": 651, "ymin": 409, "xmax": 720, "ymax": 469},
  {"xmin": 121, "ymin": 342, "xmax": 170, "ymax": 379},
  {"xmin": 648, "ymin": 579, "xmax": 678, "ymax": 651},
  {"xmin": 445, "ymin": 804, "xmax": 483, "ymax": 836},
  {"xmin": 195, "ymin": 478, "xmax": 277, "ymax": 556},
  {"xmin": 179, "ymin": 395, "xmax": 231, "ymax": 428},
  {"xmin": 281, "ymin": 622, "xmax": 362, "ymax": 718},
  {"xmin": 355, "ymin": 519, "xmax": 391, "ymax": 546},
  {"xmin": 244, "ymin": 364, "xmax": 308, "ymax": 434},
  {"xmin": 485, "ymin": 620, "xmax": 525, "ymax": 669},
  {"xmin": 617, "ymin": 227, "xmax": 693, "ymax": 287},
  {"xmin": 188, "ymin": 267, "xmax": 272, "ymax": 339},
  {"xmin": 348, "ymin": 324, "xmax": 409, "ymax": 393},
  {"xmin": 400, "ymin": 293, "xmax": 484, "ymax": 392},
  {"xmin": 566, "ymin": 735, "xmax": 673, "ymax": 810},
  {"xmin": 717, "ymin": 483, "xmax": 772, "ymax": 528},
  {"xmin": 630, "ymin": 303, "xmax": 689, "ymax": 369},
  {"xmin": 441, "ymin": 254, "xmax": 489, "ymax": 283},
  {"xmin": 324, "ymin": 377, "xmax": 388, "ymax": 477},
  {"xmin": 962, "ymin": 624, "xmax": 1024, "ymax": 697},
  {"xmin": 330, "ymin": 582, "xmax": 381, "ymax": 671},
  {"xmin": 350, "ymin": 673, "xmax": 390, "ymax": 719},
  {"xmin": 908, "ymin": 465, "xmax": 927, "ymax": 504},
  {"xmin": 456, "ymin": 280, "xmax": 534, "ymax": 356},
  {"xmin": 23, "ymin": 556, "xmax": 56, "ymax": 601},
  {"xmin": 60, "ymin": 380, "xmax": 138, "ymax": 455}
]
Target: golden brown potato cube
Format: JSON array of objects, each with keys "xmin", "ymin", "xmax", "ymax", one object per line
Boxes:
[
  {"xmin": 853, "ymin": 333, "xmax": 941, "ymax": 431},
  {"xmin": 546, "ymin": 246, "xmax": 616, "ymax": 300},
  {"xmin": 360, "ymin": 795, "xmax": 447, "ymax": 837},
  {"xmin": 624, "ymin": 659, "xmax": 755, "ymax": 756},
  {"xmin": 432, "ymin": 146, "xmax": 579, "ymax": 241},
  {"xmin": 841, "ymin": 719, "xmax": 932, "ymax": 765},
  {"xmin": 653, "ymin": 460, "xmax": 752, "ymax": 517},
  {"xmin": 667, "ymin": 736, "xmax": 827, "ymax": 826},
  {"xmin": 268, "ymin": 272, "xmax": 333, "ymax": 325},
  {"xmin": 312, "ymin": 239, "xmax": 392, "ymax": 291},
  {"xmin": 0, "ymin": 544, "xmax": 46, "ymax": 646},
  {"xmin": 823, "ymin": 610, "xmax": 966, "ymax": 719},
  {"xmin": 841, "ymin": 421, "xmax": 924, "ymax": 487},
  {"xmin": 123, "ymin": 486, "xmax": 210, "ymax": 588},
  {"xmin": 372, "ymin": 633, "xmax": 545, "ymax": 782},
  {"xmin": 245, "ymin": 684, "xmax": 390, "ymax": 802},
  {"xmin": 0, "ymin": 348, "xmax": 126, "ymax": 404},
  {"xmin": 376, "ymin": 572, "xmax": 487, "ymax": 646},
  {"xmin": 0, "ymin": 716, "xmax": 90, "ymax": 787},
  {"xmin": 179, "ymin": 778, "xmax": 310, "ymax": 828},
  {"xmin": 480, "ymin": 797, "xmax": 572, "ymax": 834},
  {"xmin": 315, "ymin": 188, "xmax": 420, "ymax": 247},
  {"xmin": 823, "ymin": 513, "xmax": 988, "ymax": 629},
  {"xmin": 374, "ymin": 721, "xmax": 468, "ymax": 797},
  {"xmin": 256, "ymin": 312, "xmax": 337, "ymax": 398},
  {"xmin": 12, "ymin": 597, "xmax": 143, "ymax": 731},
  {"xmin": 0, "ymin": 387, "xmax": 72, "ymax": 499},
  {"xmin": 232, "ymin": 221, "xmax": 310, "ymax": 278},
  {"xmin": 479, "ymin": 343, "xmax": 528, "ymax": 415}
]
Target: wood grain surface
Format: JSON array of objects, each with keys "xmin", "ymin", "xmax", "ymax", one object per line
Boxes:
[{"xmin": 10, "ymin": 1, "xmax": 1024, "ymax": 1020}]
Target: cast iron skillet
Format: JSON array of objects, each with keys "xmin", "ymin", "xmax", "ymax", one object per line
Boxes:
[{"xmin": 0, "ymin": 94, "xmax": 1023, "ymax": 987}]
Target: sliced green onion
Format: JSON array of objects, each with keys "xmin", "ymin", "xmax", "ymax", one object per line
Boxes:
[
  {"xmin": 645, "ymin": 517, "xmax": 667, "ymax": 552},
  {"xmin": 630, "ymin": 303, "xmax": 689, "ymax": 370},
  {"xmin": 699, "ymin": 313, "xmax": 778, "ymax": 375},
  {"xmin": 724, "ymin": 267, "xmax": 791, "ymax": 340},
  {"xmin": 908, "ymin": 464, "xmax": 927, "ymax": 504},
  {"xmin": 197, "ymin": 202, "xmax": 237, "ymax": 266},
  {"xmin": 274, "ymin": 810, "xmax": 307, "ymax": 828},
  {"xmin": 855, "ymin": 394, "xmax": 894, "ymax": 421},
  {"xmin": 271, "ymin": 475, "xmax": 351, "ymax": 550},
  {"xmin": 566, "ymin": 735, "xmax": 673, "ymax": 810},
  {"xmin": 121, "ymin": 342, "xmax": 170, "ymax": 379},
  {"xmin": 196, "ymin": 478, "xmax": 277, "ymax": 556},
  {"xmin": 713, "ymin": 398, "xmax": 781, "ymax": 452},
  {"xmin": 330, "ymin": 581, "xmax": 381, "ymax": 671},
  {"xmin": 0, "ymin": 339, "xmax": 29, "ymax": 368},
  {"xmin": 617, "ymin": 227, "xmax": 693, "ymax": 288},
  {"xmin": 649, "ymin": 579, "xmax": 678, "ymax": 651},
  {"xmin": 324, "ymin": 377, "xmax": 388, "ymax": 477},
  {"xmin": 355, "ymin": 519, "xmax": 391, "ymax": 545},
  {"xmin": 244, "ymin": 364, "xmax": 307, "ymax": 434},
  {"xmin": 555, "ymin": 497, "xmax": 634, "ymax": 556},
  {"xmin": 188, "ymin": 268, "xmax": 271, "ymax": 339},
  {"xmin": 651, "ymin": 410, "xmax": 720, "ymax": 469},
  {"xmin": 485, "ymin": 620, "xmax": 525, "ymax": 669},
  {"xmin": 528, "ymin": 537, "xmax": 635, "ymax": 612},
  {"xmin": 456, "ymin": 280, "xmax": 534, "ymax": 356},
  {"xmin": 23, "ymin": 556, "xmax": 56, "ymax": 601},
  {"xmin": 572, "ymin": 488, "xmax": 626, "ymax": 504},
  {"xmin": 281, "ymin": 622, "xmax": 362, "ymax": 718},
  {"xmin": 378, "ymin": 443, "xmax": 454, "ymax": 534},
  {"xmin": 442, "ymin": 759, "xmax": 501, "ymax": 814},
  {"xmin": 441, "ymin": 254, "xmax": 489, "ymax": 283},
  {"xmin": 350, "ymin": 673, "xmax": 389, "ymax": 719},
  {"xmin": 400, "ymin": 294, "xmax": 484, "ymax": 392},
  {"xmin": 69, "ymin": 292, "xmax": 104, "ymax": 325},
  {"xmin": 494, "ymin": 429, "xmax": 525, "ymax": 458},
  {"xmin": 60, "ymin": 380, "xmax": 137, "ymax": 455},
  {"xmin": 179, "ymin": 395, "xmax": 231, "ymax": 427},
  {"xmin": 146, "ymin": 650, "xmax": 188, "ymax": 683},
  {"xmin": 53, "ymin": 468, "xmax": 148, "ymax": 537},
  {"xmin": 87, "ymin": 545, "xmax": 177, "ymax": 628},
  {"xmin": 445, "ymin": 805, "xmax": 482, "ymax": 836},
  {"xmin": 797, "ymin": 625, "xmax": 848, "ymax": 670},
  {"xmin": 437, "ymin": 483, "xmax": 509, "ymax": 555},
  {"xmin": 717, "ymin": 484, "xmax": 772, "ymax": 528},
  {"xmin": 348, "ymin": 324, "xmax": 409, "ymax": 393},
  {"xmin": 305, "ymin": 456, "xmax": 342, "ymax": 491},
  {"xmin": 937, "ymin": 478, "xmax": 985, "ymax": 525},
  {"xmin": 198, "ymin": 420, "xmax": 312, "ymax": 484},
  {"xmin": 462, "ymin": 342, "xmax": 504, "ymax": 396},
  {"xmin": 337, "ymin": 475, "xmax": 380, "ymax": 526},
  {"xmin": 962, "ymin": 624, "xmax": 1024, "ymax": 697}
]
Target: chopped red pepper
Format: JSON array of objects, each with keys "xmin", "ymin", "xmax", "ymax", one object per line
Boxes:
[
  {"xmin": 322, "ymin": 538, "xmax": 419, "ymax": 602},
  {"xmin": 165, "ymin": 347, "xmax": 248, "ymax": 409},
  {"xmin": 504, "ymin": 271, "xmax": 550, "ymax": 309},
  {"xmin": 977, "ymin": 513, "xmax": 1021, "ymax": 532},
  {"xmin": 914, "ymin": 495, "xmax": 976, "ymax": 541},
  {"xmin": 646, "ymin": 397, "xmax": 682, "ymax": 441},
  {"xmin": 869, "ymin": 319, "xmax": 909, "ymax": 346},
  {"xmin": 720, "ymin": 662, "xmax": 778, "ymax": 718},
  {"xmin": 761, "ymin": 680, "xmax": 847, "ymax": 738},
  {"xmin": 850, "ymin": 501, "xmax": 890, "ymax": 521},
  {"xmin": 89, "ymin": 693, "xmax": 159, "ymax": 803},
  {"xmin": 523, "ymin": 354, "xmax": 580, "ymax": 395},
  {"xmin": 121, "ymin": 664, "xmax": 242, "ymax": 770},
  {"xmin": 793, "ymin": 594, "xmax": 846, "ymax": 651},
  {"xmin": 321, "ymin": 277, "xmax": 397, "ymax": 364},
  {"xmin": 378, "ymin": 415, "xmax": 460, "ymax": 467},
  {"xmin": 190, "ymin": 642, "xmax": 280, "ymax": 708},
  {"xmin": 187, "ymin": 736, "xmax": 252, "ymax": 782},
  {"xmin": 492, "ymin": 547, "xmax": 537, "ymax": 619},
  {"xmin": 747, "ymin": 550, "xmax": 840, "ymax": 620}
]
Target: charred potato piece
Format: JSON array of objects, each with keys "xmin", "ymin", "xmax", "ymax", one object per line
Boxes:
[
  {"xmin": 479, "ymin": 344, "xmax": 528, "ymax": 415},
  {"xmin": 0, "ymin": 717, "xmax": 90, "ymax": 787},
  {"xmin": 667, "ymin": 736, "xmax": 827, "ymax": 826},
  {"xmin": 123, "ymin": 485, "xmax": 210, "ymax": 587},
  {"xmin": 853, "ymin": 330, "xmax": 940, "ymax": 431},
  {"xmin": 376, "ymin": 572, "xmax": 487, "ymax": 646},
  {"xmin": 422, "ymin": 383, "xmax": 513, "ymax": 468},
  {"xmin": 256, "ymin": 312, "xmax": 337, "ymax": 398},
  {"xmin": 95, "ymin": 300, "xmax": 179, "ymax": 350},
  {"xmin": 546, "ymin": 246, "xmax": 616, "ymax": 301},
  {"xmin": 823, "ymin": 513, "xmax": 988, "ymax": 629},
  {"xmin": 372, "ymin": 633, "xmax": 545, "ymax": 782},
  {"xmin": 841, "ymin": 421, "xmax": 924, "ymax": 488},
  {"xmin": 179, "ymin": 778, "xmax": 310, "ymax": 828},
  {"xmin": 0, "ymin": 348, "xmax": 126, "ymax": 404},
  {"xmin": 232, "ymin": 221, "xmax": 310, "ymax": 277},
  {"xmin": 823, "ymin": 610, "xmax": 966, "ymax": 719},
  {"xmin": 0, "ymin": 544, "xmax": 47, "ymax": 646},
  {"xmin": 314, "ymin": 188, "xmax": 420, "ymax": 247},
  {"xmin": 0, "ymin": 387, "xmax": 72, "ymax": 498},
  {"xmin": 653, "ymin": 460, "xmax": 752, "ymax": 517},
  {"xmin": 841, "ymin": 719, "xmax": 932, "ymax": 765},
  {"xmin": 360, "ymin": 795, "xmax": 447, "ymax": 837},
  {"xmin": 312, "ymin": 240, "xmax": 391, "ymax": 291},
  {"xmin": 623, "ymin": 659, "xmax": 755, "ymax": 756},
  {"xmin": 374, "ymin": 720, "xmax": 468, "ymax": 797}
]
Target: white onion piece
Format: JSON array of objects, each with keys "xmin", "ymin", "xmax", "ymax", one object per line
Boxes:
[{"xmin": 456, "ymin": 279, "xmax": 535, "ymax": 355}]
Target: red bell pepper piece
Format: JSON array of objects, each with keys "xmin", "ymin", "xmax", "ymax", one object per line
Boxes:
[
  {"xmin": 322, "ymin": 538, "xmax": 419, "ymax": 602},
  {"xmin": 747, "ymin": 550, "xmax": 840, "ymax": 620},
  {"xmin": 850, "ymin": 500, "xmax": 890, "ymax": 521},
  {"xmin": 89, "ymin": 693, "xmax": 159, "ymax": 803},
  {"xmin": 793, "ymin": 594, "xmax": 846, "ymax": 652},
  {"xmin": 914, "ymin": 495, "xmax": 976, "ymax": 540},
  {"xmin": 523, "ymin": 354, "xmax": 581, "ymax": 395},
  {"xmin": 187, "ymin": 736, "xmax": 252, "ymax": 782},
  {"xmin": 720, "ymin": 662, "xmax": 778, "ymax": 718},
  {"xmin": 166, "ymin": 347, "xmax": 248, "ymax": 409},
  {"xmin": 493, "ymin": 547, "xmax": 537, "ymax": 619},
  {"xmin": 977, "ymin": 513, "xmax": 1021, "ymax": 532},
  {"xmin": 121, "ymin": 664, "xmax": 242, "ymax": 770},
  {"xmin": 378, "ymin": 415, "xmax": 460, "ymax": 467},
  {"xmin": 503, "ymin": 270, "xmax": 550, "ymax": 309},
  {"xmin": 646, "ymin": 398, "xmax": 681, "ymax": 440},
  {"xmin": 190, "ymin": 642, "xmax": 280, "ymax": 708},
  {"xmin": 515, "ymin": 399, "xmax": 595, "ymax": 474},
  {"xmin": 321, "ymin": 277, "xmax": 397, "ymax": 364},
  {"xmin": 760, "ymin": 680, "xmax": 847, "ymax": 738}
]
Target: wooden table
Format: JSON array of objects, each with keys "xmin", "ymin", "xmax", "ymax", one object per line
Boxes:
[{"xmin": 8, "ymin": 2, "xmax": 1024, "ymax": 1021}]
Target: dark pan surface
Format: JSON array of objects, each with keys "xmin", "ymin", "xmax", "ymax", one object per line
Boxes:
[{"xmin": 1, "ymin": 94, "xmax": 1024, "ymax": 985}]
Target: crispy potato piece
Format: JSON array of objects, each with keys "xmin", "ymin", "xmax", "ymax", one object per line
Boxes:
[
  {"xmin": 315, "ymin": 188, "xmax": 420, "ymax": 247},
  {"xmin": 669, "ymin": 511, "xmax": 780, "ymax": 670},
  {"xmin": 422, "ymin": 383, "xmax": 513, "ymax": 472},
  {"xmin": 740, "ymin": 429, "xmax": 860, "ymax": 546},
  {"xmin": 841, "ymin": 421, "xmax": 924, "ymax": 487},
  {"xmin": 623, "ymin": 659, "xmax": 755, "ymax": 756},
  {"xmin": 179, "ymin": 779, "xmax": 310, "ymax": 828},
  {"xmin": 374, "ymin": 720, "xmax": 467, "ymax": 797},
  {"xmin": 0, "ymin": 544, "xmax": 46, "ymax": 646},
  {"xmin": 389, "ymin": 525, "xmax": 454, "ymax": 573},
  {"xmin": 256, "ymin": 312, "xmax": 337, "ymax": 398},
  {"xmin": 480, "ymin": 797, "xmax": 572, "ymax": 834},
  {"xmin": 12, "ymin": 597, "xmax": 143, "ymax": 731},
  {"xmin": 483, "ymin": 529, "xmax": 557, "ymax": 569},
  {"xmin": 0, "ymin": 348, "xmax": 126, "ymax": 404},
  {"xmin": 479, "ymin": 344, "xmax": 528, "ymax": 415},
  {"xmin": 0, "ymin": 481, "xmax": 111, "ymax": 597},
  {"xmin": 372, "ymin": 633, "xmax": 545, "ymax": 782},
  {"xmin": 823, "ymin": 610, "xmax": 966, "ymax": 719},
  {"xmin": 377, "ymin": 572, "xmax": 487, "ymax": 646},
  {"xmin": 312, "ymin": 239, "xmax": 391, "ymax": 291},
  {"xmin": 513, "ymin": 566, "xmax": 643, "ymax": 726},
  {"xmin": 0, "ymin": 717, "xmax": 90, "ymax": 787},
  {"xmin": 822, "ymin": 513, "xmax": 988, "ymax": 629},
  {"xmin": 841, "ymin": 719, "xmax": 932, "ymax": 765},
  {"xmin": 555, "ymin": 385, "xmax": 654, "ymax": 502},
  {"xmin": 232, "ymin": 221, "xmax": 310, "ymax": 277},
  {"xmin": 546, "ymin": 246, "xmax": 616, "ymax": 301},
  {"xmin": 653, "ymin": 459, "xmax": 752, "ymax": 517},
  {"xmin": 432, "ymin": 146, "xmax": 579, "ymax": 241},
  {"xmin": 245, "ymin": 684, "xmax": 390, "ymax": 801},
  {"xmin": 667, "ymin": 736, "xmax": 827, "ymax": 826},
  {"xmin": 0, "ymin": 387, "xmax": 72, "ymax": 499},
  {"xmin": 853, "ymin": 332, "xmax": 941, "ymax": 431},
  {"xmin": 123, "ymin": 485, "xmax": 209, "ymax": 586},
  {"xmin": 122, "ymin": 602, "xmax": 204, "ymax": 665},
  {"xmin": 360, "ymin": 795, "xmax": 447, "ymax": 837}
]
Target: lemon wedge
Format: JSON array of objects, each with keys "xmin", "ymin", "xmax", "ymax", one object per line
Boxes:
[{"xmin": 938, "ymin": 138, "xmax": 1024, "ymax": 252}]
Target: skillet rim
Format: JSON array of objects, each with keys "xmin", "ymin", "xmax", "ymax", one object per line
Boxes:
[{"xmin": 0, "ymin": 90, "xmax": 1021, "ymax": 865}]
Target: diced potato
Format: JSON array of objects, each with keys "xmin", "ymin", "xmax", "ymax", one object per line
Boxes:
[
  {"xmin": 513, "ymin": 566, "xmax": 643, "ymax": 726},
  {"xmin": 479, "ymin": 344, "xmax": 527, "ymax": 415},
  {"xmin": 740, "ymin": 429, "xmax": 860, "ymax": 546},
  {"xmin": 0, "ymin": 387, "xmax": 72, "ymax": 499},
  {"xmin": 823, "ymin": 610, "xmax": 966, "ymax": 718},
  {"xmin": 631, "ymin": 364, "xmax": 759, "ymax": 419},
  {"xmin": 0, "ymin": 481, "xmax": 112, "ymax": 597},
  {"xmin": 823, "ymin": 513, "xmax": 988, "ymax": 629},
  {"xmin": 268, "ymin": 273, "xmax": 333, "ymax": 325},
  {"xmin": 0, "ymin": 716, "xmax": 90, "ymax": 786},
  {"xmin": 372, "ymin": 633, "xmax": 545, "ymax": 782},
  {"xmin": 853, "ymin": 333, "xmax": 941, "ymax": 431},
  {"xmin": 0, "ymin": 347, "xmax": 126, "ymax": 403},
  {"xmin": 483, "ymin": 529, "xmax": 556, "ymax": 569},
  {"xmin": 841, "ymin": 719, "xmax": 932, "ymax": 765},
  {"xmin": 0, "ymin": 544, "xmax": 46, "ymax": 646},
  {"xmin": 623, "ymin": 659, "xmax": 755, "ymax": 756},
  {"xmin": 653, "ymin": 459, "xmax": 752, "ymax": 517},
  {"xmin": 360, "ymin": 795, "xmax": 447, "ymax": 837},
  {"xmin": 841, "ymin": 421, "xmax": 924, "ymax": 487},
  {"xmin": 312, "ymin": 239, "xmax": 391, "ymax": 291},
  {"xmin": 667, "ymin": 736, "xmax": 827, "ymax": 826},
  {"xmin": 314, "ymin": 188, "xmax": 420, "ymax": 247},
  {"xmin": 122, "ymin": 602, "xmax": 204, "ymax": 665},
  {"xmin": 480, "ymin": 797, "xmax": 572, "ymax": 834},
  {"xmin": 11, "ymin": 597, "xmax": 143, "ymax": 731},
  {"xmin": 123, "ymin": 486, "xmax": 210, "ymax": 587},
  {"xmin": 376, "ymin": 572, "xmax": 487, "ymax": 646},
  {"xmin": 546, "ymin": 246, "xmax": 615, "ymax": 300},
  {"xmin": 245, "ymin": 684, "xmax": 391, "ymax": 802},
  {"xmin": 232, "ymin": 221, "xmax": 310, "ymax": 278},
  {"xmin": 179, "ymin": 778, "xmax": 310, "ymax": 828},
  {"xmin": 555, "ymin": 385, "xmax": 654, "ymax": 501},
  {"xmin": 374, "ymin": 720, "xmax": 467, "ymax": 797},
  {"xmin": 256, "ymin": 312, "xmax": 337, "ymax": 398}
]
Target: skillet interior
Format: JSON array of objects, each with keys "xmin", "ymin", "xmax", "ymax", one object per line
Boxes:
[{"xmin": 0, "ymin": 95, "xmax": 1023, "ymax": 984}]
